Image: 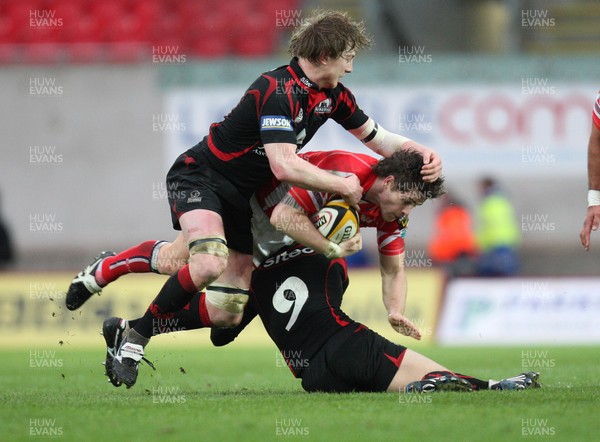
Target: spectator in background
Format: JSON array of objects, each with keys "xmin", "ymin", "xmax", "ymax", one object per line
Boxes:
[
  {"xmin": 475, "ymin": 177, "xmax": 520, "ymax": 277},
  {"xmin": 579, "ymin": 90, "xmax": 600, "ymax": 251},
  {"xmin": 0, "ymin": 191, "xmax": 14, "ymax": 269},
  {"xmin": 428, "ymin": 192, "xmax": 478, "ymax": 277}
]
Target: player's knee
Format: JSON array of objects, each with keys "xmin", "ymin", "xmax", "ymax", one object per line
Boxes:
[
  {"xmin": 205, "ymin": 284, "xmax": 250, "ymax": 326},
  {"xmin": 188, "ymin": 235, "xmax": 229, "ymax": 284},
  {"xmin": 189, "ymin": 255, "xmax": 227, "ymax": 286}
]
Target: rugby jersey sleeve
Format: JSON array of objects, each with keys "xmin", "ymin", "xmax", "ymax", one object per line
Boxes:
[
  {"xmin": 593, "ymin": 90, "xmax": 600, "ymax": 130},
  {"xmin": 257, "ymin": 76, "xmax": 299, "ymax": 146},
  {"xmin": 377, "ymin": 217, "xmax": 409, "ymax": 256},
  {"xmin": 330, "ymin": 85, "xmax": 369, "ymax": 130}
]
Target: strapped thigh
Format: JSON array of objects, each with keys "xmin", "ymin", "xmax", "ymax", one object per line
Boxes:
[
  {"xmin": 188, "ymin": 236, "xmax": 229, "ymax": 259},
  {"xmin": 205, "ymin": 284, "xmax": 250, "ymax": 314}
]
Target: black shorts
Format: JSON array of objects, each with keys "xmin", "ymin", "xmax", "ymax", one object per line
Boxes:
[
  {"xmin": 166, "ymin": 148, "xmax": 253, "ymax": 254},
  {"xmin": 300, "ymin": 325, "xmax": 407, "ymax": 393}
]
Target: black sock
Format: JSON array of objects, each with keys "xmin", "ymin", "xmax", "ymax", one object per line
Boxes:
[
  {"xmin": 133, "ymin": 265, "xmax": 198, "ymax": 338},
  {"xmin": 455, "ymin": 373, "xmax": 489, "ymax": 390}
]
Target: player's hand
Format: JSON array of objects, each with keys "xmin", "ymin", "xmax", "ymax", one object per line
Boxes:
[
  {"xmin": 402, "ymin": 141, "xmax": 442, "ymax": 183},
  {"xmin": 580, "ymin": 205, "xmax": 600, "ymax": 250},
  {"xmin": 337, "ymin": 231, "xmax": 363, "ymax": 257},
  {"xmin": 340, "ymin": 174, "xmax": 363, "ymax": 210},
  {"xmin": 388, "ymin": 313, "xmax": 422, "ymax": 340}
]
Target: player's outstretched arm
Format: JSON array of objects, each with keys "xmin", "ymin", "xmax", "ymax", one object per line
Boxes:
[
  {"xmin": 270, "ymin": 202, "xmax": 362, "ymax": 259},
  {"xmin": 264, "ymin": 143, "xmax": 363, "ymax": 208},
  {"xmin": 349, "ymin": 118, "xmax": 442, "ymax": 183},
  {"xmin": 380, "ymin": 252, "xmax": 421, "ymax": 340},
  {"xmin": 581, "ymin": 124, "xmax": 600, "ymax": 250}
]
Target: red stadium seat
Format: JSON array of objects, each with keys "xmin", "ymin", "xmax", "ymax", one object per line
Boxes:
[
  {"xmin": 0, "ymin": 0, "xmax": 294, "ymax": 62},
  {"xmin": 8, "ymin": 0, "xmax": 39, "ymax": 43},
  {"xmin": 231, "ymin": 9, "xmax": 276, "ymax": 57},
  {"xmin": 188, "ymin": 9, "xmax": 230, "ymax": 58}
]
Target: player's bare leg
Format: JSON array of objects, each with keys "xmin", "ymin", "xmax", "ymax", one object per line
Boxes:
[
  {"xmin": 389, "ymin": 349, "xmax": 541, "ymax": 393},
  {"xmin": 387, "ymin": 350, "xmax": 472, "ymax": 393},
  {"xmin": 111, "ymin": 209, "xmax": 253, "ymax": 387}
]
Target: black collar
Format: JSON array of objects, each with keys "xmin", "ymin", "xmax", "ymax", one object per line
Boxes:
[{"xmin": 288, "ymin": 57, "xmax": 320, "ymax": 91}]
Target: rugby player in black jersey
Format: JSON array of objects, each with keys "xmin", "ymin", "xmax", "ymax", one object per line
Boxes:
[
  {"xmin": 66, "ymin": 10, "xmax": 442, "ymax": 388},
  {"xmin": 209, "ymin": 244, "xmax": 540, "ymax": 393}
]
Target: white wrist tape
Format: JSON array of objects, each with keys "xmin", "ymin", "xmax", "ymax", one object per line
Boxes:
[
  {"xmin": 588, "ymin": 190, "xmax": 600, "ymax": 206},
  {"xmin": 324, "ymin": 241, "xmax": 343, "ymax": 259},
  {"xmin": 361, "ymin": 121, "xmax": 411, "ymax": 157}
]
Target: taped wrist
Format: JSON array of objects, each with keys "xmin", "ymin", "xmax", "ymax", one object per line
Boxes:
[
  {"xmin": 588, "ymin": 190, "xmax": 600, "ymax": 206},
  {"xmin": 361, "ymin": 122, "xmax": 411, "ymax": 157},
  {"xmin": 324, "ymin": 241, "xmax": 343, "ymax": 259}
]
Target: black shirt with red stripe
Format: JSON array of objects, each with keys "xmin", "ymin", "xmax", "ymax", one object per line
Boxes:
[
  {"xmin": 211, "ymin": 244, "xmax": 360, "ymax": 377},
  {"xmin": 190, "ymin": 57, "xmax": 369, "ymax": 199}
]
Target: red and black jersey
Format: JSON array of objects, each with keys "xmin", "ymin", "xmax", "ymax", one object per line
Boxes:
[
  {"xmin": 255, "ymin": 150, "xmax": 408, "ymax": 256},
  {"xmin": 190, "ymin": 58, "xmax": 369, "ymax": 199},
  {"xmin": 211, "ymin": 244, "xmax": 359, "ymax": 377}
]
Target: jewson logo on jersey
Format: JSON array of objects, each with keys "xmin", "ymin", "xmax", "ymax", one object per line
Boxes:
[{"xmin": 261, "ymin": 116, "xmax": 293, "ymax": 131}]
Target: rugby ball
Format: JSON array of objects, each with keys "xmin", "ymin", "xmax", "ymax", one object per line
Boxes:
[{"xmin": 310, "ymin": 199, "xmax": 359, "ymax": 244}]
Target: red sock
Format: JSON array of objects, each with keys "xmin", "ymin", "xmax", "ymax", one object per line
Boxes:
[
  {"xmin": 198, "ymin": 292, "xmax": 213, "ymax": 327},
  {"xmin": 96, "ymin": 240, "xmax": 161, "ymax": 286}
]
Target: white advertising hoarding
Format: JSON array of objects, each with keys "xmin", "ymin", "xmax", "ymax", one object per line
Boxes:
[
  {"xmin": 437, "ymin": 278, "xmax": 600, "ymax": 345},
  {"xmin": 163, "ymin": 84, "xmax": 596, "ymax": 175}
]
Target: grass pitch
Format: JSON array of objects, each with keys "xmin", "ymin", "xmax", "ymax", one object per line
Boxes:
[{"xmin": 1, "ymin": 344, "xmax": 597, "ymax": 441}]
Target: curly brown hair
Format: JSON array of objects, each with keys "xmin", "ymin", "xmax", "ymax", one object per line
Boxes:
[
  {"xmin": 288, "ymin": 10, "xmax": 373, "ymax": 64},
  {"xmin": 372, "ymin": 150, "xmax": 446, "ymax": 203}
]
